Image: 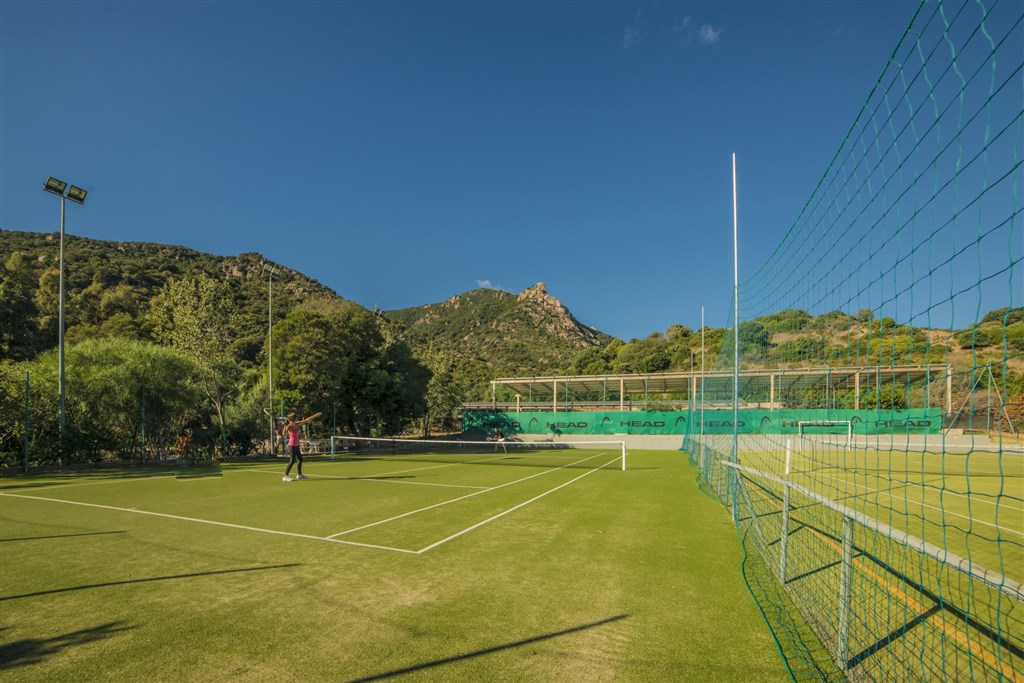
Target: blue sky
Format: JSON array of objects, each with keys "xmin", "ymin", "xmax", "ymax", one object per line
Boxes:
[{"xmin": 1, "ymin": 1, "xmax": 946, "ymax": 340}]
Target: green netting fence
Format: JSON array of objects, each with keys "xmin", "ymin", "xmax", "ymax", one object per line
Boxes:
[
  {"xmin": 463, "ymin": 408, "xmax": 943, "ymax": 435},
  {"xmin": 683, "ymin": 1, "xmax": 1023, "ymax": 680}
]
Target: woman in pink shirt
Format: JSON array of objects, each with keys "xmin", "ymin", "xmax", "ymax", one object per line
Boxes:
[{"xmin": 282, "ymin": 411, "xmax": 322, "ymax": 482}]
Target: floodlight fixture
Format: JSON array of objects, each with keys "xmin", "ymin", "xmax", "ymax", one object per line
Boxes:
[
  {"xmin": 66, "ymin": 185, "xmax": 88, "ymax": 204},
  {"xmin": 43, "ymin": 177, "xmax": 68, "ymax": 197}
]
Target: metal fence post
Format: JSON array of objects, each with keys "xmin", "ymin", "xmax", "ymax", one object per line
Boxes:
[
  {"xmin": 24, "ymin": 372, "xmax": 30, "ymax": 474},
  {"xmin": 140, "ymin": 388, "xmax": 146, "ymax": 463},
  {"xmin": 780, "ymin": 438, "xmax": 792, "ymax": 581},
  {"xmin": 838, "ymin": 516, "xmax": 854, "ymax": 669}
]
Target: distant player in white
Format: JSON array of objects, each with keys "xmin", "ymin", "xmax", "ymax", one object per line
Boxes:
[{"xmin": 492, "ymin": 427, "xmax": 508, "ymax": 454}]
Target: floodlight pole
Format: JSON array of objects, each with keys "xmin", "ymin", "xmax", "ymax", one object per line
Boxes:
[
  {"xmin": 732, "ymin": 153, "xmax": 740, "ymax": 522},
  {"xmin": 58, "ymin": 194, "xmax": 67, "ymax": 456},
  {"xmin": 43, "ymin": 177, "xmax": 86, "ymax": 463},
  {"xmin": 267, "ymin": 265, "xmax": 277, "ymax": 455},
  {"xmin": 732, "ymin": 154, "xmax": 740, "ymax": 457}
]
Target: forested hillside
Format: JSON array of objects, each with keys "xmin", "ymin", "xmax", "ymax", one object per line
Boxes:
[
  {"xmin": 0, "ymin": 229, "xmax": 331, "ymax": 363},
  {"xmin": 385, "ymin": 282, "xmax": 614, "ymax": 393},
  {"xmin": 0, "ymin": 230, "xmax": 430, "ymax": 463}
]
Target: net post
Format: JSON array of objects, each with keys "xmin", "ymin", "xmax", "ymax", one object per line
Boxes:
[
  {"xmin": 620, "ymin": 441, "xmax": 627, "ymax": 471},
  {"xmin": 330, "ymin": 435, "xmax": 335, "ymax": 459}
]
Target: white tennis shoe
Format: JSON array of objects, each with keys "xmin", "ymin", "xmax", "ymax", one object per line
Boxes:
[{"xmin": 282, "ymin": 476, "xmax": 293, "ymax": 482}]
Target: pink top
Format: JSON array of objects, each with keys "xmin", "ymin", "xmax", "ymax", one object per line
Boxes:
[{"xmin": 287, "ymin": 425, "xmax": 300, "ymax": 447}]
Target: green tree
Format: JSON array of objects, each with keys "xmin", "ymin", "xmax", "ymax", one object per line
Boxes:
[
  {"xmin": 571, "ymin": 346, "xmax": 612, "ymax": 375},
  {"xmin": 149, "ymin": 275, "xmax": 241, "ymax": 442},
  {"xmin": 0, "ymin": 253, "xmax": 43, "ymax": 360},
  {"xmin": 0, "ymin": 339, "xmax": 202, "ymax": 465},
  {"xmin": 421, "ymin": 349, "xmax": 462, "ymax": 436},
  {"xmin": 612, "ymin": 334, "xmax": 671, "ymax": 374}
]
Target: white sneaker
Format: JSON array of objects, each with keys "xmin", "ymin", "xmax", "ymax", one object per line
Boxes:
[
  {"xmin": 296, "ymin": 474, "xmax": 308, "ymax": 480},
  {"xmin": 282, "ymin": 476, "xmax": 293, "ymax": 482}
]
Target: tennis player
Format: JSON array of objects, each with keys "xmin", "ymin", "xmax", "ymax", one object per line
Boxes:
[
  {"xmin": 493, "ymin": 428, "xmax": 508, "ymax": 454},
  {"xmin": 282, "ymin": 411, "xmax": 322, "ymax": 482}
]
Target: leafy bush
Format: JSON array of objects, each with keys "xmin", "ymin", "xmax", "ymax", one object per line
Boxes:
[
  {"xmin": 955, "ymin": 325, "xmax": 998, "ymax": 349},
  {"xmin": 981, "ymin": 307, "xmax": 1024, "ymax": 325}
]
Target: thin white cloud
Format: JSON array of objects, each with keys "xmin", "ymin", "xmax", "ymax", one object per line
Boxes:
[
  {"xmin": 623, "ymin": 5, "xmax": 644, "ymax": 49},
  {"xmin": 477, "ymin": 279, "xmax": 494, "ymax": 289},
  {"xmin": 624, "ymin": 25, "xmax": 641, "ymax": 49},
  {"xmin": 672, "ymin": 16, "xmax": 692, "ymax": 33},
  {"xmin": 699, "ymin": 24, "xmax": 722, "ymax": 44}
]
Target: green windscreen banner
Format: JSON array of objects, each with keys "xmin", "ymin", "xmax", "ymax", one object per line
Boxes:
[{"xmin": 463, "ymin": 409, "xmax": 942, "ymax": 436}]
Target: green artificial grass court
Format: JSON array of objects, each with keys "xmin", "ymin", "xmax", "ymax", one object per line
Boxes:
[
  {"xmin": 736, "ymin": 445, "xmax": 1024, "ymax": 579},
  {"xmin": 0, "ymin": 450, "xmax": 789, "ymax": 682}
]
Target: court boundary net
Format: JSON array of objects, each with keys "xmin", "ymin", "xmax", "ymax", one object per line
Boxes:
[
  {"xmin": 329, "ymin": 436, "xmax": 628, "ymax": 471},
  {"xmin": 683, "ymin": 0, "xmax": 1023, "ymax": 679}
]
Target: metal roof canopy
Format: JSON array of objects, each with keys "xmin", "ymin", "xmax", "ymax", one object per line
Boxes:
[{"xmin": 490, "ymin": 364, "xmax": 950, "ymax": 410}]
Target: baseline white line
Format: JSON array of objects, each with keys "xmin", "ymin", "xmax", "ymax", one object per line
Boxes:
[
  {"xmin": 0, "ymin": 492, "xmax": 417, "ymax": 554},
  {"xmin": 415, "ymin": 457, "xmax": 618, "ymax": 554},
  {"xmin": 326, "ymin": 451, "xmax": 614, "ymax": 539}
]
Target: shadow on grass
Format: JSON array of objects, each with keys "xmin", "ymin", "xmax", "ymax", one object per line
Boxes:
[
  {"xmin": 0, "ymin": 621, "xmax": 134, "ymax": 670},
  {"xmin": 0, "ymin": 563, "xmax": 301, "ymax": 602},
  {"xmin": 0, "ymin": 470, "xmax": 178, "ymax": 491},
  {"xmin": 345, "ymin": 614, "xmax": 629, "ymax": 682},
  {"xmin": 0, "ymin": 530, "xmax": 127, "ymax": 543}
]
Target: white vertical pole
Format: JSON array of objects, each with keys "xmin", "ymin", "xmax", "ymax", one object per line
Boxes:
[
  {"xmin": 268, "ymin": 267, "xmax": 274, "ymax": 455},
  {"xmin": 732, "ymin": 153, "xmax": 740, "ymax": 464},
  {"xmin": 780, "ymin": 438, "xmax": 792, "ymax": 582},
  {"xmin": 58, "ymin": 195, "xmax": 66, "ymax": 462},
  {"xmin": 700, "ymin": 306, "xmax": 705, "ymax": 469},
  {"xmin": 838, "ymin": 517, "xmax": 855, "ymax": 669},
  {"xmin": 731, "ymin": 153, "xmax": 740, "ymax": 521}
]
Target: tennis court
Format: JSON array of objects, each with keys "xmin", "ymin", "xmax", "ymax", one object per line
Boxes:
[
  {"xmin": 738, "ymin": 441, "xmax": 1024, "ymax": 581},
  {"xmin": 0, "ymin": 448, "xmax": 790, "ymax": 682},
  {"xmin": 699, "ymin": 439, "xmax": 1024, "ymax": 681}
]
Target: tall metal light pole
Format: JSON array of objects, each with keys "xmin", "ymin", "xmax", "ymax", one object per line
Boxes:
[
  {"xmin": 265, "ymin": 264, "xmax": 278, "ymax": 454},
  {"xmin": 42, "ymin": 177, "xmax": 87, "ymax": 462}
]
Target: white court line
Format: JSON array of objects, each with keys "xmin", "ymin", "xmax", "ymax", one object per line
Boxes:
[
  {"xmin": 0, "ymin": 492, "xmax": 417, "ymax": 554},
  {"xmin": 803, "ymin": 469, "xmax": 1024, "ymax": 538},
  {"xmin": 414, "ymin": 457, "xmax": 617, "ymax": 554},
  {"xmin": 238, "ymin": 467, "xmax": 488, "ymax": 490},
  {"xmin": 326, "ymin": 451, "xmax": 614, "ymax": 540}
]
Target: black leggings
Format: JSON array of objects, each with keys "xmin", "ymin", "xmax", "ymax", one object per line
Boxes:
[{"xmin": 285, "ymin": 445, "xmax": 303, "ymax": 475}]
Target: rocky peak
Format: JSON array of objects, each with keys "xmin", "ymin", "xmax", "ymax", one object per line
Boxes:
[
  {"xmin": 517, "ymin": 282, "xmax": 559, "ymax": 307},
  {"xmin": 516, "ymin": 282, "xmax": 601, "ymax": 347}
]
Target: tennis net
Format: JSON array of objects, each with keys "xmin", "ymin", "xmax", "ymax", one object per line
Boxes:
[{"xmin": 328, "ymin": 436, "xmax": 627, "ymax": 471}]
